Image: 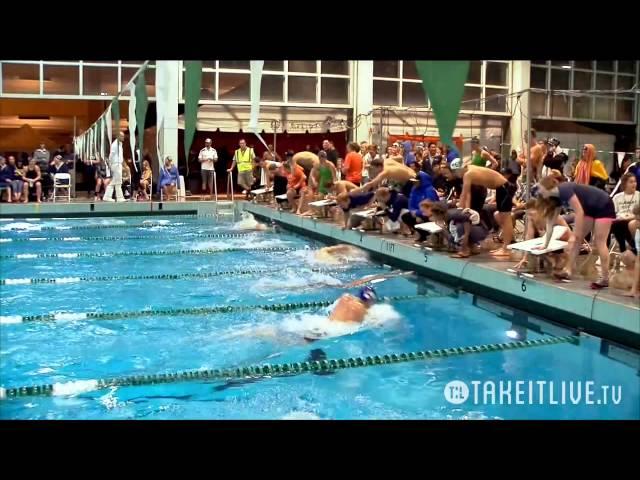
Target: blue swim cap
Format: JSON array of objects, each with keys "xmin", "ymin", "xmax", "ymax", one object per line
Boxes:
[{"xmin": 358, "ymin": 286, "xmax": 377, "ymax": 303}]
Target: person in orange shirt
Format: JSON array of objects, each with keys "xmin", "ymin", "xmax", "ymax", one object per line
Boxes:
[
  {"xmin": 284, "ymin": 161, "xmax": 307, "ymax": 211},
  {"xmin": 342, "ymin": 142, "xmax": 363, "ymax": 185}
]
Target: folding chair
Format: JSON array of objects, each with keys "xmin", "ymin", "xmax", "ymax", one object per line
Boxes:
[
  {"xmin": 160, "ymin": 176, "xmax": 183, "ymax": 202},
  {"xmin": 52, "ymin": 173, "xmax": 71, "ymax": 203}
]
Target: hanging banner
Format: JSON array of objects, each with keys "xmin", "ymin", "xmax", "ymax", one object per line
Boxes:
[
  {"xmin": 248, "ymin": 60, "xmax": 264, "ymax": 133},
  {"xmin": 415, "ymin": 61, "xmax": 470, "ymax": 148},
  {"xmin": 183, "ymin": 61, "xmax": 202, "ymax": 162},
  {"xmin": 105, "ymin": 103, "xmax": 113, "ymax": 146},
  {"xmin": 155, "ymin": 61, "xmax": 170, "ymax": 168},
  {"xmin": 112, "ymin": 98, "xmax": 120, "ymax": 138},
  {"xmin": 128, "ymin": 82, "xmax": 138, "ymax": 171},
  {"xmin": 134, "ymin": 72, "xmax": 148, "ymax": 173}
]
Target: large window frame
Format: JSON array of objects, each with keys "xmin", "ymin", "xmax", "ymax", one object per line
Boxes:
[
  {"xmin": 530, "ymin": 60, "xmax": 638, "ymax": 124},
  {"xmin": 179, "ymin": 60, "xmax": 352, "ymax": 108},
  {"xmin": 0, "ymin": 60, "xmax": 155, "ymax": 100},
  {"xmin": 372, "ymin": 60, "xmax": 512, "ymax": 116}
]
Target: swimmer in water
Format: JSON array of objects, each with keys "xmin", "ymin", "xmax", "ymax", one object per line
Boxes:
[
  {"xmin": 313, "ymin": 244, "xmax": 367, "ymax": 264},
  {"xmin": 235, "ymin": 211, "xmax": 268, "ymax": 231}
]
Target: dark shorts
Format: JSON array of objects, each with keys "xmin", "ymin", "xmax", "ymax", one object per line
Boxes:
[
  {"xmin": 584, "ymin": 199, "xmax": 616, "ymax": 220},
  {"xmin": 201, "ymin": 169, "xmax": 215, "ymax": 184},
  {"xmin": 495, "ymin": 182, "xmax": 516, "ymax": 213}
]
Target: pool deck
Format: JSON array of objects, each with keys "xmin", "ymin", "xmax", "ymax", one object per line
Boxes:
[
  {"xmin": 243, "ymin": 202, "xmax": 640, "ymax": 350},
  {"xmin": 1, "ymin": 199, "xmax": 638, "ymax": 349}
]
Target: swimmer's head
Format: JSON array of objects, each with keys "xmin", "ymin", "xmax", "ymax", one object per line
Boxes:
[
  {"xmin": 449, "ymin": 158, "xmax": 464, "ymax": 171},
  {"xmin": 419, "ymin": 199, "xmax": 436, "ymax": 218},
  {"xmin": 375, "ymin": 187, "xmax": 391, "ymax": 204},
  {"xmin": 358, "ymin": 286, "xmax": 377, "ymax": 306}
]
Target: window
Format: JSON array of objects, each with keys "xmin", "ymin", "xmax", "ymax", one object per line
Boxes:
[
  {"xmin": 616, "ymin": 99, "xmax": 634, "ymax": 122},
  {"xmin": 219, "ymin": 61, "xmax": 250, "ymax": 70},
  {"xmin": 531, "ymin": 92, "xmax": 547, "ymax": 116},
  {"xmin": 485, "ymin": 62, "xmax": 508, "ymax": 86},
  {"xmin": 218, "ymin": 73, "xmax": 250, "ymax": 101},
  {"xmin": 550, "ymin": 69, "xmax": 570, "ymax": 90},
  {"xmin": 574, "ymin": 61, "xmax": 593, "ymax": 70},
  {"xmin": 261, "ymin": 75, "xmax": 284, "ymax": 102},
  {"xmin": 594, "ymin": 97, "xmax": 614, "ymax": 121},
  {"xmin": 402, "ymin": 82, "xmax": 426, "ymax": 107},
  {"xmin": 288, "ymin": 61, "xmax": 317, "ymax": 73},
  {"xmin": 321, "ymin": 61, "xmax": 348, "ymax": 75},
  {"xmin": 617, "ymin": 75, "xmax": 635, "ymax": 90},
  {"xmin": 463, "ymin": 86, "xmax": 482, "ymax": 110},
  {"xmin": 373, "ymin": 61, "xmax": 398, "ymax": 78},
  {"xmin": 43, "ymin": 64, "xmax": 79, "ymax": 95},
  {"xmin": 202, "ymin": 61, "xmax": 217, "ymax": 69},
  {"xmin": 617, "ymin": 61, "xmax": 636, "ymax": 74},
  {"xmin": 2, "ymin": 63, "xmax": 40, "ymax": 94},
  {"xmin": 264, "ymin": 61, "xmax": 284, "ymax": 71},
  {"xmin": 572, "ymin": 96, "xmax": 592, "ymax": 119},
  {"xmin": 402, "ymin": 61, "xmax": 420, "ymax": 80},
  {"xmin": 321, "ymin": 77, "xmax": 349, "ymax": 104},
  {"xmin": 373, "ymin": 80, "xmax": 398, "ymax": 105},
  {"xmin": 551, "ymin": 61, "xmax": 571, "ymax": 67},
  {"xmin": 198, "ymin": 72, "xmax": 216, "ymax": 100},
  {"xmin": 596, "ymin": 74, "xmax": 614, "ymax": 90},
  {"xmin": 82, "ymin": 66, "xmax": 118, "ymax": 96},
  {"xmin": 531, "ymin": 67, "xmax": 548, "ymax": 89},
  {"xmin": 288, "ymin": 76, "xmax": 317, "ymax": 103},
  {"xmin": 467, "ymin": 61, "xmax": 482, "ymax": 84},
  {"xmin": 574, "ymin": 71, "xmax": 592, "ymax": 90},
  {"xmin": 596, "ymin": 61, "xmax": 614, "ymax": 72},
  {"xmin": 120, "ymin": 66, "xmax": 155, "ymax": 98},
  {"xmin": 550, "ymin": 94, "xmax": 570, "ymax": 118},
  {"xmin": 485, "ymin": 88, "xmax": 508, "ymax": 112}
]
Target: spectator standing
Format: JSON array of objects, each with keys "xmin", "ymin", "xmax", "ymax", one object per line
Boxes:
[
  {"xmin": 103, "ymin": 131, "xmax": 126, "ymax": 202},
  {"xmin": 33, "ymin": 143, "xmax": 50, "ymax": 172},
  {"xmin": 198, "ymin": 138, "xmax": 218, "ymax": 199},
  {"xmin": 322, "ymin": 139, "xmax": 339, "ymax": 167},
  {"xmin": 342, "ymin": 142, "xmax": 363, "ymax": 185},
  {"xmin": 228, "ymin": 138, "xmax": 255, "ymax": 197}
]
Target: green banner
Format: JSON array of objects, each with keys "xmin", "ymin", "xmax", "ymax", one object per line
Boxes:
[
  {"xmin": 112, "ymin": 98, "xmax": 120, "ymax": 137},
  {"xmin": 415, "ymin": 61, "xmax": 470, "ymax": 147},
  {"xmin": 183, "ymin": 61, "xmax": 202, "ymax": 160},
  {"xmin": 135, "ymin": 72, "xmax": 149, "ymax": 158}
]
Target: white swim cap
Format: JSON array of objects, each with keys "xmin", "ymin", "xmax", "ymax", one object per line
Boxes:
[{"xmin": 450, "ymin": 158, "xmax": 463, "ymax": 170}]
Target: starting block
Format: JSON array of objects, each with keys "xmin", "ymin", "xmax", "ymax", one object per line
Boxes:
[
  {"xmin": 309, "ymin": 199, "xmax": 337, "ymax": 207},
  {"xmin": 415, "ymin": 222, "xmax": 443, "ymax": 234},
  {"xmin": 353, "ymin": 208, "xmax": 385, "ymax": 218},
  {"xmin": 251, "ymin": 187, "xmax": 273, "ymax": 195},
  {"xmin": 507, "ymin": 226, "xmax": 568, "ymax": 255}
]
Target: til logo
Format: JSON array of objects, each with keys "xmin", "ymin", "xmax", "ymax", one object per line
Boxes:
[{"xmin": 444, "ymin": 380, "xmax": 469, "ymax": 404}]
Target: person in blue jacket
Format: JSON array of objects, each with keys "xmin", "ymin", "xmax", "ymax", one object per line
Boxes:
[
  {"xmin": 374, "ymin": 187, "xmax": 409, "ymax": 224},
  {"xmin": 402, "ymin": 140, "xmax": 416, "ymax": 167},
  {"xmin": 401, "ymin": 171, "xmax": 439, "ymax": 233},
  {"xmin": 159, "ymin": 156, "xmax": 179, "ymax": 199}
]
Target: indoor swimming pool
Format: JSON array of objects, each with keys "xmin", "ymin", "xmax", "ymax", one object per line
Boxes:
[{"xmin": 1, "ymin": 215, "xmax": 638, "ymax": 420}]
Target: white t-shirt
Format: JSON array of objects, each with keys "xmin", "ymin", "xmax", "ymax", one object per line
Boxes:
[
  {"xmin": 198, "ymin": 147, "xmax": 218, "ymax": 171},
  {"xmin": 612, "ymin": 191, "xmax": 640, "ymax": 219}
]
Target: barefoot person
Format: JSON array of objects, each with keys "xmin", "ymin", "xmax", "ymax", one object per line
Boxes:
[
  {"xmin": 297, "ymin": 151, "xmax": 337, "ymax": 215},
  {"xmin": 353, "ymin": 157, "xmax": 417, "ymax": 197},
  {"xmin": 535, "ymin": 176, "xmax": 616, "ymax": 288},
  {"xmin": 615, "ymin": 204, "xmax": 640, "ymax": 298},
  {"xmin": 467, "ymin": 137, "xmax": 498, "ymax": 169}
]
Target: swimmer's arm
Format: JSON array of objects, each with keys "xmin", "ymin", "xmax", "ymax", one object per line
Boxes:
[
  {"xmin": 459, "ymin": 174, "xmax": 472, "ymax": 210},
  {"xmin": 483, "ymin": 150, "xmax": 498, "ymax": 169},
  {"xmin": 353, "ymin": 172, "xmax": 385, "ymax": 193}
]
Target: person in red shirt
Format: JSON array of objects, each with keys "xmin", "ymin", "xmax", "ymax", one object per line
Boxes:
[
  {"xmin": 342, "ymin": 142, "xmax": 363, "ymax": 185},
  {"xmin": 284, "ymin": 161, "xmax": 307, "ymax": 211}
]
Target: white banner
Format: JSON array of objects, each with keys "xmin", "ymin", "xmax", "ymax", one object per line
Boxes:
[
  {"xmin": 155, "ymin": 61, "xmax": 170, "ymax": 172},
  {"xmin": 128, "ymin": 82, "xmax": 138, "ymax": 172},
  {"xmin": 248, "ymin": 60, "xmax": 264, "ymax": 133},
  {"xmin": 616, "ymin": 152, "xmax": 626, "ymax": 167},
  {"xmin": 105, "ymin": 104, "xmax": 113, "ymax": 146}
]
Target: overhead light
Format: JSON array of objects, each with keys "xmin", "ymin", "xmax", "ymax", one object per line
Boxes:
[
  {"xmin": 100, "ymin": 92, "xmax": 109, "ymax": 96},
  {"xmin": 561, "ymin": 65, "xmax": 572, "ymax": 69}
]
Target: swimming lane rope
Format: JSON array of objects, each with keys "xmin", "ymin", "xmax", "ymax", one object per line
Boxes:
[
  {"xmin": 0, "ymin": 266, "xmax": 365, "ymax": 286},
  {"xmin": 0, "ymin": 232, "xmax": 261, "ymax": 243},
  {"xmin": 0, "ymin": 335, "xmax": 578, "ymax": 400},
  {"xmin": 0, "ymin": 246, "xmax": 298, "ymax": 260},
  {"xmin": 1, "ymin": 293, "xmax": 435, "ymax": 324}
]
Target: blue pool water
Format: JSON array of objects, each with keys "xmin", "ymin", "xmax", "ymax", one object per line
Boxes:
[{"xmin": 1, "ymin": 215, "xmax": 639, "ymax": 420}]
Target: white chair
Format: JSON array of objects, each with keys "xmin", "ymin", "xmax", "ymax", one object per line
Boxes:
[
  {"xmin": 160, "ymin": 175, "xmax": 184, "ymax": 202},
  {"xmin": 52, "ymin": 173, "xmax": 71, "ymax": 203}
]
